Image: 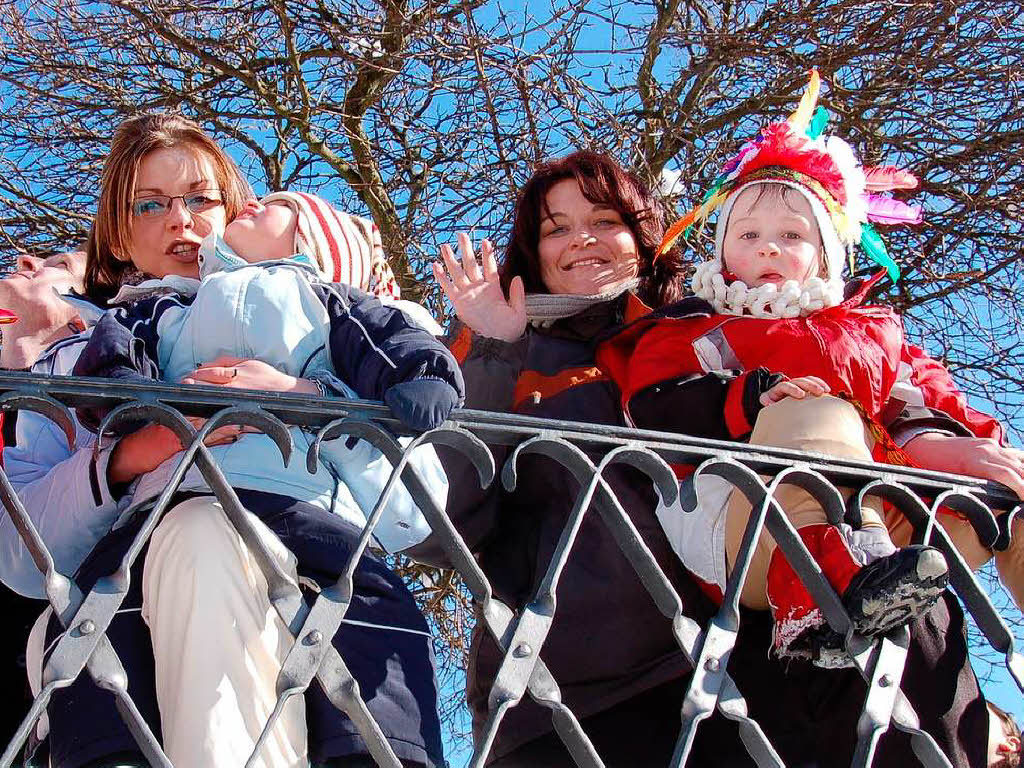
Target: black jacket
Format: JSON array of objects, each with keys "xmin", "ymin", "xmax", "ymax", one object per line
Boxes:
[{"xmin": 433, "ymin": 294, "xmax": 987, "ymax": 767}]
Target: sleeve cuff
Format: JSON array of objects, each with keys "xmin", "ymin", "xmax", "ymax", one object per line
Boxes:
[
  {"xmin": 90, "ymin": 442, "xmax": 120, "ymax": 507},
  {"xmin": 724, "ymin": 371, "xmax": 755, "ymax": 439},
  {"xmin": 307, "ymin": 371, "xmax": 358, "ymax": 399},
  {"xmin": 473, "ymin": 332, "xmax": 527, "ymax": 358},
  {"xmin": 891, "ymin": 426, "xmax": 957, "ymax": 448}
]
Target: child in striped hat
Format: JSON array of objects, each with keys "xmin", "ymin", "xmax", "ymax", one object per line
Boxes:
[
  {"xmin": 78, "ymin": 189, "xmax": 461, "ymax": 554},
  {"xmin": 223, "ymin": 191, "xmax": 440, "ymax": 333},
  {"xmin": 239, "ymin": 191, "xmax": 400, "ymax": 298}
]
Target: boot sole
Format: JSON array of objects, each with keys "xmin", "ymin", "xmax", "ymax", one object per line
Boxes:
[{"xmin": 844, "ymin": 547, "xmax": 949, "ymax": 637}]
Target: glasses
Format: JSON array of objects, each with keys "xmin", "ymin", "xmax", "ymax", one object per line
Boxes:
[{"xmin": 131, "ymin": 190, "xmax": 224, "ymax": 219}]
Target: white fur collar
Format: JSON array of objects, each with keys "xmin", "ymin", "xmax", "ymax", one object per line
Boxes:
[{"xmin": 691, "ymin": 260, "xmax": 844, "ymax": 319}]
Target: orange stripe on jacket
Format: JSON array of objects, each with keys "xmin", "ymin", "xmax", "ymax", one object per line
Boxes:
[
  {"xmin": 449, "ymin": 325, "xmax": 474, "ymax": 364},
  {"xmin": 513, "ymin": 366, "xmax": 608, "ymax": 411}
]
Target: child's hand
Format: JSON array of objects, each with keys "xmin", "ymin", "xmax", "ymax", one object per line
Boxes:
[
  {"xmin": 433, "ymin": 233, "xmax": 527, "ymax": 342},
  {"xmin": 760, "ymin": 376, "xmax": 831, "ymax": 406},
  {"xmin": 384, "ymin": 378, "xmax": 460, "ymax": 431},
  {"xmin": 181, "ymin": 356, "xmax": 317, "ymax": 395},
  {"xmin": 902, "ymin": 433, "xmax": 1024, "ymax": 500}
]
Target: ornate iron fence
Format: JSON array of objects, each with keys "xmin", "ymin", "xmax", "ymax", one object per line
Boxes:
[{"xmin": 0, "ymin": 370, "xmax": 1020, "ymax": 768}]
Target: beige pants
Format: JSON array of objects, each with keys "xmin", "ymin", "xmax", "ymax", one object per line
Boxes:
[
  {"xmin": 142, "ymin": 496, "xmax": 307, "ymax": 767},
  {"xmin": 28, "ymin": 498, "xmax": 308, "ymax": 767},
  {"xmin": 724, "ymin": 396, "xmax": 886, "ymax": 611}
]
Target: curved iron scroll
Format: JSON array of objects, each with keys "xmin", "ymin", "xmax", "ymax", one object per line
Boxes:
[{"xmin": 0, "ymin": 373, "xmax": 1018, "ymax": 768}]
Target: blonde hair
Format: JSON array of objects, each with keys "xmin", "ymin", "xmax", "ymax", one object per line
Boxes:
[{"xmin": 85, "ymin": 113, "xmax": 253, "ymax": 300}]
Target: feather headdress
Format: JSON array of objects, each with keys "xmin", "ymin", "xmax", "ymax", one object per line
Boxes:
[{"xmin": 660, "ymin": 69, "xmax": 922, "ymax": 296}]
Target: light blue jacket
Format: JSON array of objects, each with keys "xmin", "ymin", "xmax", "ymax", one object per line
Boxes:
[{"xmin": 1, "ymin": 243, "xmax": 455, "ymax": 597}]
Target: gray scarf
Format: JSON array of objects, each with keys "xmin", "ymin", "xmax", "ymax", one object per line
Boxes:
[{"xmin": 525, "ymin": 278, "xmax": 640, "ymax": 327}]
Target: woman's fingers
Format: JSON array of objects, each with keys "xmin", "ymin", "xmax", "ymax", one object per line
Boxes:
[
  {"xmin": 481, "ymin": 238, "xmax": 499, "ymax": 281},
  {"xmin": 760, "ymin": 383, "xmax": 794, "ymax": 406},
  {"xmin": 183, "ymin": 366, "xmax": 238, "ymax": 385},
  {"xmin": 795, "ymin": 376, "xmax": 830, "ymax": 395},
  {"xmin": 181, "ymin": 417, "xmax": 253, "ymax": 446},
  {"xmin": 457, "ymin": 232, "xmax": 483, "ymax": 283},
  {"xmin": 508, "ymin": 275, "xmax": 526, "ymax": 317},
  {"xmin": 432, "ymin": 261, "xmax": 457, "ymax": 301},
  {"xmin": 203, "ymin": 355, "xmax": 246, "ymax": 367},
  {"xmin": 438, "ymin": 243, "xmax": 468, "ymax": 290},
  {"xmin": 760, "ymin": 376, "xmax": 831, "ymax": 406}
]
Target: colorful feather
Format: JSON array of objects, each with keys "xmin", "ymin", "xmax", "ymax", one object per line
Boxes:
[
  {"xmin": 700, "ymin": 180, "xmax": 725, "ymax": 204},
  {"xmin": 859, "ymin": 223, "xmax": 900, "ymax": 281},
  {"xmin": 657, "ymin": 209, "xmax": 697, "ymax": 259},
  {"xmin": 806, "ymin": 106, "xmax": 829, "ymax": 140},
  {"xmin": 865, "ymin": 195, "xmax": 923, "ymax": 226},
  {"xmin": 735, "ymin": 123, "xmax": 847, "ymax": 202},
  {"xmin": 863, "ymin": 166, "xmax": 918, "ymax": 192},
  {"xmin": 657, "ymin": 187, "xmax": 732, "ymax": 259},
  {"xmin": 787, "ymin": 69, "xmax": 820, "ymax": 133}
]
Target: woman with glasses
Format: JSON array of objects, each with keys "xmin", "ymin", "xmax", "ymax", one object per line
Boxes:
[{"xmin": 7, "ymin": 114, "xmax": 451, "ymax": 768}]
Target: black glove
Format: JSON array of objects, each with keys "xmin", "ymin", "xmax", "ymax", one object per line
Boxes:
[
  {"xmin": 383, "ymin": 377, "xmax": 460, "ymax": 431},
  {"xmin": 743, "ymin": 367, "xmax": 788, "ymax": 424}
]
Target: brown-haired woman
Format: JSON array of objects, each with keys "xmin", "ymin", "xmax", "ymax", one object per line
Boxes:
[
  {"xmin": 84, "ymin": 112, "xmax": 252, "ymax": 301},
  {"xmin": 430, "ymin": 149, "xmax": 990, "ymax": 766},
  {"xmin": 19, "ymin": 113, "xmax": 446, "ymax": 768}
]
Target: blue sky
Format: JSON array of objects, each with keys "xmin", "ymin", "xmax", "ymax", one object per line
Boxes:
[{"xmin": 2, "ymin": 0, "xmax": 1021, "ymax": 761}]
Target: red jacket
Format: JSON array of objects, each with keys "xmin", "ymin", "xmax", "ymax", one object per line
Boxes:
[{"xmin": 597, "ymin": 273, "xmax": 1002, "ymax": 447}]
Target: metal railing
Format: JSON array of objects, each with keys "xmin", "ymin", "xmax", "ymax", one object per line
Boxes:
[{"xmin": 0, "ymin": 370, "xmax": 1020, "ymax": 768}]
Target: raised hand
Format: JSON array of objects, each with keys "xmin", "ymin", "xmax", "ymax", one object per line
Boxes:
[{"xmin": 433, "ymin": 232, "xmax": 526, "ymax": 342}]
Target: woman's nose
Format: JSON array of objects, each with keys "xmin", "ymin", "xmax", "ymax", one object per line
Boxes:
[
  {"xmin": 165, "ymin": 197, "xmax": 194, "ymax": 229},
  {"xmin": 569, "ymin": 229, "xmax": 596, "ymax": 248},
  {"xmin": 16, "ymin": 254, "xmax": 42, "ymax": 273}
]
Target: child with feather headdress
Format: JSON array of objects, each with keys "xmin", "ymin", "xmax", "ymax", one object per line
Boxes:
[{"xmin": 597, "ymin": 71, "xmax": 1018, "ymax": 666}]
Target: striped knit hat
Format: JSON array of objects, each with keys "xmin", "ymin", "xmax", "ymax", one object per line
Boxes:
[{"xmin": 260, "ymin": 191, "xmax": 400, "ymax": 300}]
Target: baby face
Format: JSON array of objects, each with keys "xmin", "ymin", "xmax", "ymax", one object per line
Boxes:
[
  {"xmin": 224, "ymin": 199, "xmax": 297, "ymax": 263},
  {"xmin": 721, "ymin": 185, "xmax": 824, "ymax": 288}
]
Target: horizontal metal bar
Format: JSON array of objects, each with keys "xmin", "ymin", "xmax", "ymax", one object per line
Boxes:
[{"xmin": 0, "ymin": 371, "xmax": 1016, "ymax": 509}]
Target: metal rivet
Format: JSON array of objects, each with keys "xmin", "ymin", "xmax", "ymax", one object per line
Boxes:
[
  {"xmin": 513, "ymin": 643, "xmax": 532, "ymax": 658},
  {"xmin": 704, "ymin": 657, "xmax": 720, "ymax": 672},
  {"xmin": 878, "ymin": 674, "xmax": 892, "ymax": 688},
  {"xmin": 304, "ymin": 630, "xmax": 323, "ymax": 646},
  {"xmin": 79, "ymin": 620, "xmax": 95, "ymax": 635}
]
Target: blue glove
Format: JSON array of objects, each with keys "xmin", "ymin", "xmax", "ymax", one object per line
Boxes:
[{"xmin": 384, "ymin": 378, "xmax": 460, "ymax": 431}]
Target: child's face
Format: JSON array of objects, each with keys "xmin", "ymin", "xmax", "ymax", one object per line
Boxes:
[
  {"xmin": 721, "ymin": 185, "xmax": 823, "ymax": 288},
  {"xmin": 224, "ymin": 199, "xmax": 297, "ymax": 263}
]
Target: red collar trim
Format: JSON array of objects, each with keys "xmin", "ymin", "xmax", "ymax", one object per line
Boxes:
[
  {"xmin": 842, "ymin": 270, "xmax": 887, "ymax": 307},
  {"xmin": 624, "ymin": 292, "xmax": 652, "ymax": 323}
]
